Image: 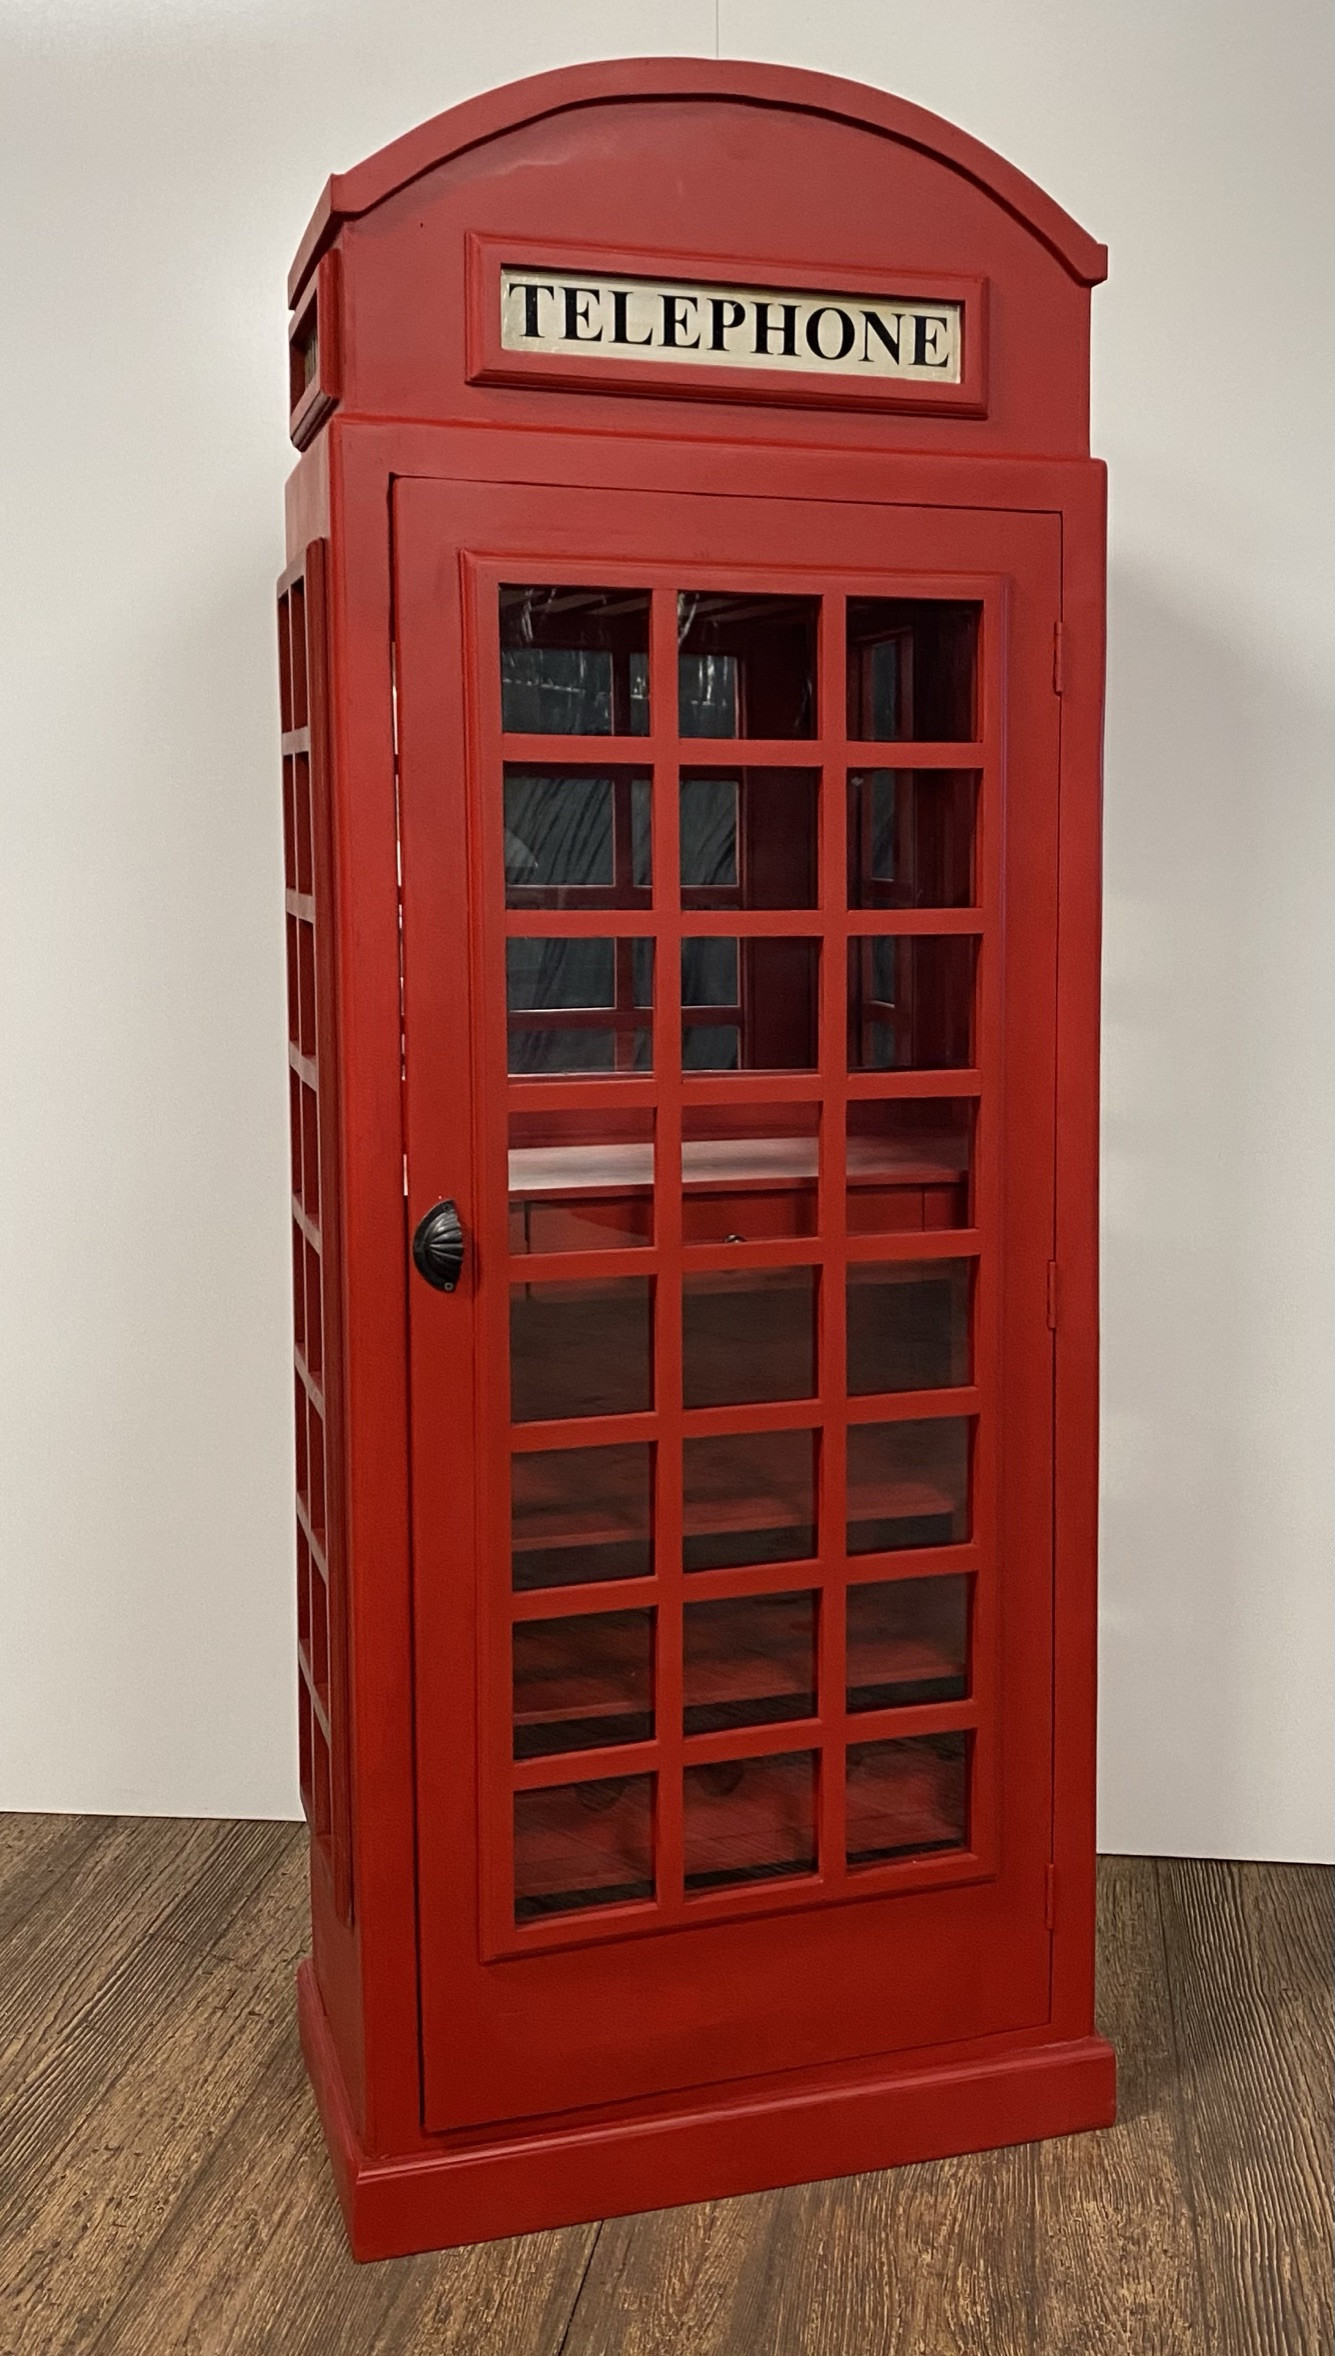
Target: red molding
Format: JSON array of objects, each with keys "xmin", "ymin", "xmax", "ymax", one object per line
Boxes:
[
  {"xmin": 299, "ymin": 1960, "xmax": 1115, "ymax": 2261},
  {"xmin": 288, "ymin": 58, "xmax": 1107, "ymax": 307}
]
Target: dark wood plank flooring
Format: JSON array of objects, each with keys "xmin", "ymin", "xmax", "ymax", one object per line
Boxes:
[{"xmin": 0, "ymin": 1821, "xmax": 1328, "ymax": 2355}]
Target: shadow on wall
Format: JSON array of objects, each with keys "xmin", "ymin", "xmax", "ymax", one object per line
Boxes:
[{"xmin": 1097, "ymin": 561, "xmax": 1333, "ymax": 1862}]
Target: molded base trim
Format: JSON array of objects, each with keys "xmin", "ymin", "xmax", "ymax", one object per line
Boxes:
[{"xmin": 297, "ymin": 1962, "xmax": 1116, "ymax": 2262}]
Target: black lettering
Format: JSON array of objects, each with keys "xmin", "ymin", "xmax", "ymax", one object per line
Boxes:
[
  {"xmin": 805, "ymin": 305, "xmax": 856, "ymax": 362},
  {"xmin": 859, "ymin": 309, "xmax": 903, "ymax": 367},
  {"xmin": 610, "ymin": 288, "xmax": 653, "ymax": 347},
  {"xmin": 514, "ymin": 280, "xmax": 555, "ymax": 338},
  {"xmin": 709, "ymin": 296, "xmax": 747, "ymax": 351},
  {"xmin": 561, "ymin": 284, "xmax": 604, "ymax": 342},
  {"xmin": 912, "ymin": 311, "xmax": 952, "ymax": 368},
  {"xmin": 753, "ymin": 300, "xmax": 799, "ymax": 358},
  {"xmin": 661, "ymin": 292, "xmax": 701, "ymax": 349}
]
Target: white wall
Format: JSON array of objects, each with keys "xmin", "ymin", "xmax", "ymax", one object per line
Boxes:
[{"xmin": 1, "ymin": 1, "xmax": 1329, "ymax": 1857}]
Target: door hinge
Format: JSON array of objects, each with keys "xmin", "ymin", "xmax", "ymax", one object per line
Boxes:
[
  {"xmin": 1045, "ymin": 1863, "xmax": 1057, "ymax": 1930},
  {"xmin": 1046, "ymin": 1261, "xmax": 1059, "ymax": 1331},
  {"xmin": 1052, "ymin": 620, "xmax": 1067, "ymax": 694}
]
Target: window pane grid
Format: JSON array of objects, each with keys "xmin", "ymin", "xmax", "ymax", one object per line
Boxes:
[{"xmin": 494, "ymin": 579, "xmax": 992, "ymax": 1938}]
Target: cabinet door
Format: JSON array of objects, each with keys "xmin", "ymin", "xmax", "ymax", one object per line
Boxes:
[{"xmin": 395, "ymin": 477, "xmax": 1062, "ymax": 2134}]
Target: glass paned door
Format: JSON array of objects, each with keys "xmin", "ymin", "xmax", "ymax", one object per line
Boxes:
[
  {"xmin": 395, "ymin": 479, "xmax": 1062, "ymax": 2136},
  {"xmin": 499, "ymin": 573, "xmax": 986, "ymax": 1936}
]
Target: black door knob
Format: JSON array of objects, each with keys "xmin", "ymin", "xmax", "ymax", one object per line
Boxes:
[{"xmin": 412, "ymin": 1199, "xmax": 465, "ymax": 1292}]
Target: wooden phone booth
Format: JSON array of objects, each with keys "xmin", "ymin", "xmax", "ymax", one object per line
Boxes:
[{"xmin": 278, "ymin": 58, "xmax": 1114, "ymax": 2259}]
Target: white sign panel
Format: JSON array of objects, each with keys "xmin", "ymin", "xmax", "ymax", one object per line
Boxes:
[{"xmin": 500, "ymin": 266, "xmax": 963, "ymax": 385}]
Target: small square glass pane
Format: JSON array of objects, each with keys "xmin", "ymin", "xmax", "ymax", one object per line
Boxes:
[
  {"xmin": 682, "ymin": 768, "xmax": 818, "ymax": 907},
  {"xmin": 512, "ymin": 1608, "xmax": 653, "ymax": 1759},
  {"xmin": 678, "ymin": 593, "xmax": 818, "ymax": 738},
  {"xmin": 846, "ymin": 601, "xmax": 979, "ymax": 742},
  {"xmin": 505, "ymin": 767, "xmax": 651, "ymax": 907},
  {"xmin": 679, "ymin": 774, "xmax": 737, "ymax": 890},
  {"xmin": 847, "ymin": 1101, "xmax": 973, "ymax": 1234},
  {"xmin": 685, "ymin": 938, "xmax": 819, "ymax": 1070},
  {"xmin": 683, "ymin": 1267, "xmax": 816, "ymax": 1408},
  {"xmin": 683, "ymin": 1592, "xmax": 817, "ymax": 1735},
  {"xmin": 508, "ymin": 937, "xmax": 653, "ymax": 1075},
  {"xmin": 684, "ymin": 1750, "xmax": 817, "ymax": 1892},
  {"xmin": 682, "ymin": 935, "xmax": 738, "ymax": 1009},
  {"xmin": 511, "ymin": 1443, "xmax": 652, "ymax": 1590},
  {"xmin": 847, "ymin": 936, "xmax": 975, "ymax": 1071},
  {"xmin": 501, "ymin": 586, "xmax": 649, "ymax": 736},
  {"xmin": 847, "ymin": 770, "xmax": 977, "ymax": 908},
  {"xmin": 684, "ymin": 1429, "xmax": 816, "ymax": 1572},
  {"xmin": 846, "ymin": 1575, "xmax": 970, "ymax": 1711},
  {"xmin": 846, "ymin": 1416, "xmax": 970, "ymax": 1554},
  {"xmin": 509, "ymin": 1107, "xmax": 653, "ymax": 1255},
  {"xmin": 682, "ymin": 1102, "xmax": 819, "ymax": 1242},
  {"xmin": 511, "ymin": 1279, "xmax": 652, "ymax": 1423},
  {"xmin": 846, "ymin": 1732, "xmax": 969, "ymax": 1866},
  {"xmin": 514, "ymin": 1774, "xmax": 654, "ymax": 1921},
  {"xmin": 847, "ymin": 1260, "xmax": 972, "ymax": 1395}
]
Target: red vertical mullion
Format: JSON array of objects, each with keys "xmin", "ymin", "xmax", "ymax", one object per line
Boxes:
[
  {"xmin": 817, "ymin": 590, "xmax": 850, "ymax": 1889},
  {"xmin": 467, "ymin": 558, "xmax": 524, "ymax": 1947},
  {"xmin": 966, "ymin": 582, "xmax": 1007, "ymax": 1867},
  {"xmin": 649, "ymin": 584, "xmax": 685, "ymax": 1910}
]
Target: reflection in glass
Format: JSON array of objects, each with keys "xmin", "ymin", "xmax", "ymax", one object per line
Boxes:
[
  {"xmin": 512, "ymin": 1609, "xmax": 653, "ymax": 1759},
  {"xmin": 684, "ymin": 1750, "xmax": 817, "ymax": 1892},
  {"xmin": 510, "ymin": 1279, "xmax": 652, "ymax": 1423},
  {"xmin": 504, "ymin": 767, "xmax": 651, "ymax": 907},
  {"xmin": 683, "ymin": 1268, "xmax": 816, "ymax": 1408},
  {"xmin": 678, "ymin": 593, "xmax": 818, "ymax": 738},
  {"xmin": 511, "ymin": 1443, "xmax": 652, "ymax": 1590},
  {"xmin": 508, "ymin": 937, "xmax": 653, "ymax": 1074},
  {"xmin": 847, "ymin": 935, "xmax": 975, "ymax": 1071},
  {"xmin": 684, "ymin": 937, "xmax": 819, "ymax": 1070},
  {"xmin": 683, "ymin": 1592, "xmax": 817, "ymax": 1734},
  {"xmin": 679, "ymin": 652, "xmax": 736, "ymax": 738},
  {"xmin": 681, "ymin": 769, "xmax": 819, "ymax": 908},
  {"xmin": 680, "ymin": 774, "xmax": 736, "ymax": 888},
  {"xmin": 846, "ymin": 1575, "xmax": 970, "ymax": 1711},
  {"xmin": 847, "ymin": 770, "xmax": 977, "ymax": 909},
  {"xmin": 846, "ymin": 600, "xmax": 979, "ymax": 742},
  {"xmin": 846, "ymin": 1732, "xmax": 969, "ymax": 1865},
  {"xmin": 684, "ymin": 1429, "xmax": 816, "ymax": 1572},
  {"xmin": 682, "ymin": 1102, "xmax": 819, "ymax": 1242},
  {"xmin": 500, "ymin": 586, "xmax": 649, "ymax": 736},
  {"xmin": 682, "ymin": 936, "xmax": 738, "ymax": 1009},
  {"xmin": 847, "ymin": 1260, "xmax": 972, "ymax": 1395},
  {"xmin": 514, "ymin": 1773, "xmax": 654, "ymax": 1920},
  {"xmin": 509, "ymin": 1107, "xmax": 653, "ymax": 1254},
  {"xmin": 846, "ymin": 1416, "xmax": 970, "ymax": 1553},
  {"xmin": 847, "ymin": 1100, "xmax": 973, "ymax": 1233}
]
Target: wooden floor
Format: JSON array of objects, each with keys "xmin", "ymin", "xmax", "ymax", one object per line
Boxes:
[{"xmin": 0, "ymin": 1821, "xmax": 1328, "ymax": 2356}]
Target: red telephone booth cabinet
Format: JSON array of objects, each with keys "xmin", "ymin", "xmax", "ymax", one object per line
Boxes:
[{"xmin": 278, "ymin": 59, "xmax": 1114, "ymax": 2259}]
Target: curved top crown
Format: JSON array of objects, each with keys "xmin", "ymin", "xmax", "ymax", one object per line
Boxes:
[{"xmin": 288, "ymin": 56, "xmax": 1107, "ymax": 305}]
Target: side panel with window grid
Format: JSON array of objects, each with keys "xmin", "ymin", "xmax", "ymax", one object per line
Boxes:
[{"xmin": 278, "ymin": 543, "xmax": 352, "ymax": 1921}]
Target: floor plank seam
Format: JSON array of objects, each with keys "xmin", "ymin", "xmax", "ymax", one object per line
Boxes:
[
  {"xmin": 554, "ymin": 2219, "xmax": 606, "ymax": 2356},
  {"xmin": 1155, "ymin": 1858, "xmax": 1224, "ymax": 2355}
]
